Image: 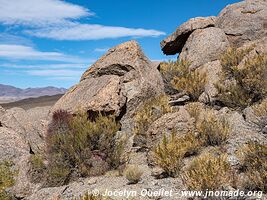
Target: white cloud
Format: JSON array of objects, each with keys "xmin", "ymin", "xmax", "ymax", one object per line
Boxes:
[
  {"xmin": 25, "ymin": 23, "xmax": 165, "ymax": 40},
  {"xmin": 0, "ymin": 44, "xmax": 83, "ymax": 62},
  {"xmin": 0, "ymin": 0, "xmax": 93, "ymax": 26},
  {"xmin": 0, "ymin": 0, "xmax": 165, "ymax": 40},
  {"xmin": 0, "ymin": 63, "xmax": 93, "ymax": 69}
]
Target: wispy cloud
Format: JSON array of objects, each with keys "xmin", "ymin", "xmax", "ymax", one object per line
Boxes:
[
  {"xmin": 25, "ymin": 23, "xmax": 165, "ymax": 40},
  {"xmin": 0, "ymin": 0, "xmax": 165, "ymax": 40},
  {"xmin": 0, "ymin": 0, "xmax": 93, "ymax": 26},
  {"xmin": 0, "ymin": 33, "xmax": 33, "ymax": 46},
  {"xmin": 0, "ymin": 63, "xmax": 92, "ymax": 69},
  {"xmin": 0, "ymin": 44, "xmax": 84, "ymax": 62}
]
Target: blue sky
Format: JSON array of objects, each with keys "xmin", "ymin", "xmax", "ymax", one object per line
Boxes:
[{"xmin": 0, "ymin": 0, "xmax": 241, "ymax": 89}]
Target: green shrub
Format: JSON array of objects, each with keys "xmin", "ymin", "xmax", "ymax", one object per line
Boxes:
[
  {"xmin": 134, "ymin": 95, "xmax": 171, "ymax": 146},
  {"xmin": 0, "ymin": 161, "xmax": 16, "ymax": 200},
  {"xmin": 46, "ymin": 110, "xmax": 124, "ymax": 186},
  {"xmin": 182, "ymin": 153, "xmax": 231, "ymax": 190},
  {"xmin": 217, "ymin": 48, "xmax": 267, "ymax": 108},
  {"xmin": 153, "ymin": 131, "xmax": 201, "ymax": 177},
  {"xmin": 238, "ymin": 141, "xmax": 267, "ymax": 192},
  {"xmin": 196, "ymin": 110, "xmax": 231, "ymax": 146},
  {"xmin": 124, "ymin": 165, "xmax": 143, "ymax": 184}
]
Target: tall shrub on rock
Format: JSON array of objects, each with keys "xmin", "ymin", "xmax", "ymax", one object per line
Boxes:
[{"xmin": 45, "ymin": 110, "xmax": 124, "ymax": 186}]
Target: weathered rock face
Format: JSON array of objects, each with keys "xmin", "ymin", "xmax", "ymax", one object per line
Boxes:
[
  {"xmin": 198, "ymin": 60, "xmax": 222, "ymax": 103},
  {"xmin": 179, "ymin": 27, "xmax": 230, "ymax": 69},
  {"xmin": 0, "ymin": 127, "xmax": 28, "ymax": 163},
  {"xmin": 146, "ymin": 107, "xmax": 193, "ymax": 151},
  {"xmin": 51, "ymin": 40, "xmax": 164, "ymax": 132},
  {"xmin": 0, "ymin": 106, "xmax": 50, "ymax": 154},
  {"xmin": 161, "ymin": 16, "xmax": 216, "ymax": 55},
  {"xmin": 52, "ymin": 75, "xmax": 125, "ymax": 117},
  {"xmin": 216, "ymin": 0, "xmax": 267, "ymax": 47}
]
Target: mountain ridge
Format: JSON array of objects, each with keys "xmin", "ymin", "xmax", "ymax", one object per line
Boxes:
[{"xmin": 0, "ymin": 83, "xmax": 67, "ymax": 103}]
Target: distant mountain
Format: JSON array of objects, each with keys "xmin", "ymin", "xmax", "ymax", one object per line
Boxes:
[{"xmin": 0, "ymin": 84, "xmax": 67, "ymax": 103}]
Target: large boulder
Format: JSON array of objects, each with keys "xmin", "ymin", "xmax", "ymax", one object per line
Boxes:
[
  {"xmin": 179, "ymin": 27, "xmax": 230, "ymax": 69},
  {"xmin": 51, "ymin": 40, "xmax": 164, "ymax": 133},
  {"xmin": 52, "ymin": 75, "xmax": 125, "ymax": 117},
  {"xmin": 216, "ymin": 0, "xmax": 267, "ymax": 47},
  {"xmin": 161, "ymin": 16, "xmax": 216, "ymax": 55}
]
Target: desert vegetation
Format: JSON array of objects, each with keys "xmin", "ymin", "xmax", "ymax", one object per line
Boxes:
[
  {"xmin": 238, "ymin": 141, "xmax": 267, "ymax": 192},
  {"xmin": 124, "ymin": 165, "xmax": 143, "ymax": 184},
  {"xmin": 251, "ymin": 99, "xmax": 267, "ymax": 131},
  {"xmin": 153, "ymin": 131, "xmax": 201, "ymax": 177},
  {"xmin": 32, "ymin": 110, "xmax": 126, "ymax": 187},
  {"xmin": 217, "ymin": 48, "xmax": 267, "ymax": 109},
  {"xmin": 0, "ymin": 161, "xmax": 16, "ymax": 200},
  {"xmin": 160, "ymin": 60, "xmax": 207, "ymax": 101},
  {"xmin": 134, "ymin": 95, "xmax": 171, "ymax": 146},
  {"xmin": 182, "ymin": 153, "xmax": 231, "ymax": 190},
  {"xmin": 196, "ymin": 110, "xmax": 230, "ymax": 146}
]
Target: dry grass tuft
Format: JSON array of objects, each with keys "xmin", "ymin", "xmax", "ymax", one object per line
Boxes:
[
  {"xmin": 182, "ymin": 153, "xmax": 231, "ymax": 190},
  {"xmin": 153, "ymin": 131, "xmax": 201, "ymax": 177},
  {"xmin": 124, "ymin": 165, "xmax": 143, "ymax": 184},
  {"xmin": 238, "ymin": 141, "xmax": 267, "ymax": 192},
  {"xmin": 196, "ymin": 110, "xmax": 231, "ymax": 146},
  {"xmin": 217, "ymin": 48, "xmax": 267, "ymax": 109},
  {"xmin": 160, "ymin": 60, "xmax": 207, "ymax": 101}
]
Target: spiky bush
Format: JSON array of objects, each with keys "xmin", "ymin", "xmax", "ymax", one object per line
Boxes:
[
  {"xmin": 124, "ymin": 165, "xmax": 143, "ymax": 184},
  {"xmin": 238, "ymin": 141, "xmax": 267, "ymax": 192},
  {"xmin": 196, "ymin": 110, "xmax": 231, "ymax": 146},
  {"xmin": 46, "ymin": 110, "xmax": 124, "ymax": 186},
  {"xmin": 153, "ymin": 131, "xmax": 201, "ymax": 177},
  {"xmin": 182, "ymin": 153, "xmax": 231, "ymax": 190},
  {"xmin": 134, "ymin": 95, "xmax": 171, "ymax": 146},
  {"xmin": 217, "ymin": 48, "xmax": 267, "ymax": 108},
  {"xmin": 0, "ymin": 161, "xmax": 16, "ymax": 200}
]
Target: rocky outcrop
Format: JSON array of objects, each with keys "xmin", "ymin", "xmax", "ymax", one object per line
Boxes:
[
  {"xmin": 161, "ymin": 0, "xmax": 266, "ymax": 68},
  {"xmin": 161, "ymin": 16, "xmax": 216, "ymax": 55},
  {"xmin": 51, "ymin": 40, "xmax": 164, "ymax": 133},
  {"xmin": 179, "ymin": 27, "xmax": 229, "ymax": 68},
  {"xmin": 216, "ymin": 0, "xmax": 267, "ymax": 47}
]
